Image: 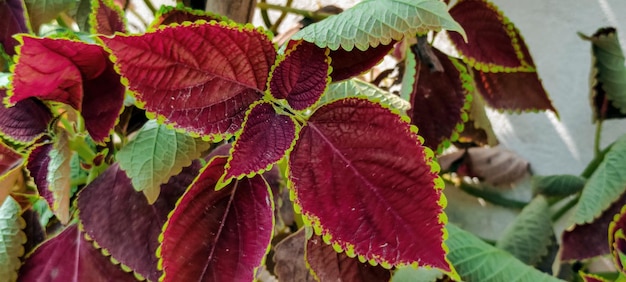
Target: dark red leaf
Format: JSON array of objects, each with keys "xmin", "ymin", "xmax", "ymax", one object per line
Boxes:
[
  {"xmin": 289, "ymin": 98, "xmax": 450, "ymax": 271},
  {"xmin": 610, "ymin": 204, "xmax": 626, "ymax": 272},
  {"xmin": 77, "ymin": 161, "xmax": 200, "ymax": 281},
  {"xmin": 100, "ymin": 22, "xmax": 276, "ymax": 140},
  {"xmin": 26, "ymin": 142, "xmax": 53, "ymax": 207},
  {"xmin": 409, "ymin": 46, "xmax": 470, "ymax": 151},
  {"xmin": 90, "ymin": 0, "xmax": 126, "ymax": 35},
  {"xmin": 19, "ymin": 225, "xmax": 138, "ymax": 282},
  {"xmin": 159, "ymin": 156, "xmax": 274, "ymax": 281},
  {"xmin": 273, "ymin": 229, "xmax": 316, "ymax": 282},
  {"xmin": 21, "ymin": 209, "xmax": 46, "ymax": 260},
  {"xmin": 448, "ymin": 0, "xmax": 534, "ymax": 71},
  {"xmin": 269, "ymin": 40, "xmax": 330, "ymax": 110},
  {"xmin": 223, "ymin": 101, "xmax": 296, "ymax": 181},
  {"xmin": 473, "ymin": 69, "xmax": 557, "ymax": 113},
  {"xmin": 329, "ymin": 43, "xmax": 394, "ymax": 82},
  {"xmin": 580, "ymin": 272, "xmax": 611, "ymax": 282},
  {"xmin": 0, "ymin": 89, "xmax": 52, "ymax": 144},
  {"xmin": 150, "ymin": 4, "xmax": 230, "ymax": 27},
  {"xmin": 0, "ymin": 0, "xmax": 29, "ymax": 56},
  {"xmin": 306, "ymin": 234, "xmax": 392, "ymax": 281}
]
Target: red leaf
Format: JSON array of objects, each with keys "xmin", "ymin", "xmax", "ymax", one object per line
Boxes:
[
  {"xmin": 0, "ymin": 0, "xmax": 29, "ymax": 56},
  {"xmin": 90, "ymin": 0, "xmax": 126, "ymax": 35},
  {"xmin": 159, "ymin": 156, "xmax": 274, "ymax": 281},
  {"xmin": 448, "ymin": 0, "xmax": 535, "ymax": 72},
  {"xmin": 100, "ymin": 22, "xmax": 277, "ymax": 140},
  {"xmin": 150, "ymin": 5, "xmax": 230, "ymax": 27},
  {"xmin": 269, "ymin": 40, "xmax": 330, "ymax": 110},
  {"xmin": 610, "ymin": 204, "xmax": 626, "ymax": 272},
  {"xmin": 580, "ymin": 272, "xmax": 611, "ymax": 282},
  {"xmin": 223, "ymin": 101, "xmax": 296, "ymax": 181},
  {"xmin": 26, "ymin": 142, "xmax": 53, "ymax": 207},
  {"xmin": 289, "ymin": 98, "xmax": 451, "ymax": 271},
  {"xmin": 9, "ymin": 36, "xmax": 125, "ymax": 142},
  {"xmin": 77, "ymin": 161, "xmax": 199, "ymax": 281},
  {"xmin": 409, "ymin": 46, "xmax": 470, "ymax": 151},
  {"xmin": 0, "ymin": 89, "xmax": 52, "ymax": 144},
  {"xmin": 306, "ymin": 234, "xmax": 392, "ymax": 281},
  {"xmin": 19, "ymin": 225, "xmax": 138, "ymax": 282},
  {"xmin": 473, "ymin": 69, "xmax": 557, "ymax": 113},
  {"xmin": 329, "ymin": 43, "xmax": 395, "ymax": 82}
]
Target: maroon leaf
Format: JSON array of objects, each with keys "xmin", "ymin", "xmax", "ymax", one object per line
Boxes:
[
  {"xmin": 273, "ymin": 229, "xmax": 316, "ymax": 282},
  {"xmin": 26, "ymin": 142, "xmax": 53, "ymax": 207},
  {"xmin": 329, "ymin": 43, "xmax": 395, "ymax": 82},
  {"xmin": 0, "ymin": 0, "xmax": 29, "ymax": 56},
  {"xmin": 77, "ymin": 161, "xmax": 199, "ymax": 281},
  {"xmin": 269, "ymin": 40, "xmax": 330, "ymax": 110},
  {"xmin": 158, "ymin": 156, "xmax": 274, "ymax": 281},
  {"xmin": 448, "ymin": 0, "xmax": 535, "ymax": 72},
  {"xmin": 473, "ymin": 69, "xmax": 557, "ymax": 113},
  {"xmin": 150, "ymin": 4, "xmax": 230, "ymax": 27},
  {"xmin": 409, "ymin": 46, "xmax": 470, "ymax": 151},
  {"xmin": 8, "ymin": 36, "xmax": 125, "ymax": 142},
  {"xmin": 306, "ymin": 234, "xmax": 392, "ymax": 281},
  {"xmin": 0, "ymin": 89, "xmax": 52, "ymax": 144},
  {"xmin": 89, "ymin": 0, "xmax": 126, "ymax": 35},
  {"xmin": 580, "ymin": 272, "xmax": 611, "ymax": 282},
  {"xmin": 100, "ymin": 22, "xmax": 276, "ymax": 140},
  {"xmin": 289, "ymin": 98, "xmax": 451, "ymax": 271},
  {"xmin": 223, "ymin": 101, "xmax": 296, "ymax": 182},
  {"xmin": 21, "ymin": 208, "xmax": 46, "ymax": 259},
  {"xmin": 19, "ymin": 225, "xmax": 138, "ymax": 281},
  {"xmin": 610, "ymin": 204, "xmax": 626, "ymax": 272}
]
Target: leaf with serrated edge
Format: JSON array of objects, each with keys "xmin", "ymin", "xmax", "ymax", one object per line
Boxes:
[
  {"xmin": 269, "ymin": 40, "xmax": 330, "ymax": 111},
  {"xmin": 117, "ymin": 120, "xmax": 210, "ymax": 203},
  {"xmin": 47, "ymin": 129, "xmax": 72, "ymax": 224},
  {"xmin": 89, "ymin": 0, "xmax": 126, "ymax": 35},
  {"xmin": 329, "ymin": 42, "xmax": 395, "ymax": 82},
  {"xmin": 23, "ymin": 0, "xmax": 76, "ymax": 32},
  {"xmin": 0, "ymin": 196, "xmax": 25, "ymax": 282},
  {"xmin": 0, "ymin": 89, "xmax": 53, "ymax": 144},
  {"xmin": 323, "ymin": 78, "xmax": 411, "ymax": 113},
  {"xmin": 222, "ymin": 101, "xmax": 297, "ymax": 185},
  {"xmin": 149, "ymin": 4, "xmax": 231, "ymax": 29},
  {"xmin": 292, "ymin": 0, "xmax": 465, "ymax": 51},
  {"xmin": 392, "ymin": 266, "xmax": 444, "ymax": 282},
  {"xmin": 19, "ymin": 224, "xmax": 138, "ymax": 281},
  {"xmin": 446, "ymin": 224, "xmax": 563, "ymax": 282},
  {"xmin": 448, "ymin": 0, "xmax": 535, "ymax": 72},
  {"xmin": 26, "ymin": 142, "xmax": 54, "ymax": 209},
  {"xmin": 579, "ymin": 272, "xmax": 611, "ymax": 282},
  {"xmin": 100, "ymin": 21, "xmax": 277, "ymax": 141},
  {"xmin": 78, "ymin": 161, "xmax": 198, "ymax": 281},
  {"xmin": 288, "ymin": 98, "xmax": 454, "ymax": 274},
  {"xmin": 495, "ymin": 195, "xmax": 553, "ymax": 266},
  {"xmin": 532, "ymin": 175, "xmax": 585, "ymax": 198},
  {"xmin": 158, "ymin": 156, "xmax": 274, "ymax": 281},
  {"xmin": 572, "ymin": 134, "xmax": 626, "ymax": 225},
  {"xmin": 0, "ymin": 0, "xmax": 30, "ymax": 56},
  {"xmin": 609, "ymin": 205, "xmax": 626, "ymax": 272}
]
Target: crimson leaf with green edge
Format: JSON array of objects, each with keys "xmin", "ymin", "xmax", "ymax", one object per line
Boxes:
[
  {"xmin": 289, "ymin": 98, "xmax": 453, "ymax": 273},
  {"xmin": 77, "ymin": 161, "xmax": 199, "ymax": 281},
  {"xmin": 158, "ymin": 156, "xmax": 274, "ymax": 281},
  {"xmin": 26, "ymin": 142, "xmax": 54, "ymax": 209},
  {"xmin": 579, "ymin": 272, "xmax": 611, "ymax": 282},
  {"xmin": 19, "ymin": 224, "xmax": 138, "ymax": 281},
  {"xmin": 150, "ymin": 4, "xmax": 231, "ymax": 29},
  {"xmin": 0, "ymin": 0, "xmax": 29, "ymax": 57},
  {"xmin": 0, "ymin": 89, "xmax": 52, "ymax": 144},
  {"xmin": 327, "ymin": 43, "xmax": 395, "ymax": 82},
  {"xmin": 89, "ymin": 0, "xmax": 126, "ymax": 35},
  {"xmin": 8, "ymin": 36, "xmax": 125, "ymax": 142},
  {"xmin": 99, "ymin": 21, "xmax": 277, "ymax": 141},
  {"xmin": 609, "ymin": 205, "xmax": 626, "ymax": 273}
]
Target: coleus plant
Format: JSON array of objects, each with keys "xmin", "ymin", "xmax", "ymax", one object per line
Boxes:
[{"xmin": 0, "ymin": 0, "xmax": 597, "ymax": 281}]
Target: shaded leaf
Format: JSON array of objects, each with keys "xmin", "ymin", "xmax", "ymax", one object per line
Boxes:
[
  {"xmin": 273, "ymin": 229, "xmax": 316, "ymax": 282},
  {"xmin": 579, "ymin": 272, "xmax": 611, "ymax": 282},
  {"xmin": 158, "ymin": 156, "xmax": 274, "ymax": 281},
  {"xmin": 448, "ymin": 0, "xmax": 535, "ymax": 72},
  {"xmin": 289, "ymin": 98, "xmax": 452, "ymax": 272},
  {"xmin": 391, "ymin": 266, "xmax": 444, "ymax": 282},
  {"xmin": 580, "ymin": 28, "xmax": 626, "ymax": 121},
  {"xmin": 150, "ymin": 4, "xmax": 231, "ymax": 29},
  {"xmin": 100, "ymin": 22, "xmax": 276, "ymax": 140},
  {"xmin": 0, "ymin": 196, "xmax": 25, "ymax": 281},
  {"xmin": 292, "ymin": 0, "xmax": 465, "ymax": 51},
  {"xmin": 0, "ymin": 139, "xmax": 22, "ymax": 204},
  {"xmin": 0, "ymin": 89, "xmax": 53, "ymax": 144},
  {"xmin": 323, "ymin": 78, "xmax": 410, "ymax": 113},
  {"xmin": 329, "ymin": 42, "xmax": 395, "ymax": 82},
  {"xmin": 532, "ymin": 175, "xmax": 585, "ymax": 198},
  {"xmin": 495, "ymin": 195, "xmax": 553, "ymax": 266},
  {"xmin": 20, "ymin": 208, "xmax": 46, "ymax": 259},
  {"xmin": 458, "ymin": 90, "xmax": 498, "ymax": 146},
  {"xmin": 19, "ymin": 224, "xmax": 138, "ymax": 281},
  {"xmin": 408, "ymin": 45, "xmax": 471, "ymax": 151},
  {"xmin": 610, "ymin": 205, "xmax": 626, "ymax": 272},
  {"xmin": 23, "ymin": 0, "xmax": 78, "ymax": 32},
  {"xmin": 77, "ymin": 161, "xmax": 199, "ymax": 281},
  {"xmin": 89, "ymin": 0, "xmax": 126, "ymax": 35},
  {"xmin": 223, "ymin": 102, "xmax": 296, "ymax": 183},
  {"xmin": 116, "ymin": 119, "xmax": 210, "ymax": 203},
  {"xmin": 46, "ymin": 129, "xmax": 72, "ymax": 224},
  {"xmin": 0, "ymin": 0, "xmax": 29, "ymax": 56},
  {"xmin": 306, "ymin": 234, "xmax": 392, "ymax": 281},
  {"xmin": 572, "ymin": 134, "xmax": 626, "ymax": 225},
  {"xmin": 446, "ymin": 224, "xmax": 563, "ymax": 282},
  {"xmin": 269, "ymin": 40, "xmax": 330, "ymax": 111},
  {"xmin": 26, "ymin": 142, "xmax": 54, "ymax": 208}
]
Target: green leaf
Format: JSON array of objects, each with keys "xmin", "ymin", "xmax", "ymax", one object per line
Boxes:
[
  {"xmin": 47, "ymin": 129, "xmax": 72, "ymax": 224},
  {"xmin": 392, "ymin": 266, "xmax": 444, "ymax": 282},
  {"xmin": 573, "ymin": 133, "xmax": 626, "ymax": 225},
  {"xmin": 446, "ymin": 224, "xmax": 564, "ymax": 282},
  {"xmin": 495, "ymin": 196, "xmax": 554, "ymax": 266},
  {"xmin": 24, "ymin": 0, "xmax": 78, "ymax": 32},
  {"xmin": 323, "ymin": 78, "xmax": 411, "ymax": 113},
  {"xmin": 117, "ymin": 120, "xmax": 210, "ymax": 204},
  {"xmin": 532, "ymin": 174, "xmax": 585, "ymax": 198},
  {"xmin": 0, "ymin": 196, "xmax": 25, "ymax": 282},
  {"xmin": 292, "ymin": 0, "xmax": 466, "ymax": 51}
]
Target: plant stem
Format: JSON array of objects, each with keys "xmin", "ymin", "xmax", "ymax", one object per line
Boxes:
[
  {"xmin": 69, "ymin": 136, "xmax": 96, "ymax": 164},
  {"xmin": 255, "ymin": 2, "xmax": 333, "ymax": 21},
  {"xmin": 594, "ymin": 119, "xmax": 603, "ymax": 157},
  {"xmin": 551, "ymin": 195, "xmax": 579, "ymax": 221},
  {"xmin": 258, "ymin": 0, "xmax": 273, "ymax": 30},
  {"xmin": 270, "ymin": 0, "xmax": 293, "ymax": 34},
  {"xmin": 455, "ymin": 180, "xmax": 528, "ymax": 209},
  {"xmin": 581, "ymin": 142, "xmax": 613, "ymax": 178},
  {"xmin": 143, "ymin": 0, "xmax": 157, "ymax": 15}
]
